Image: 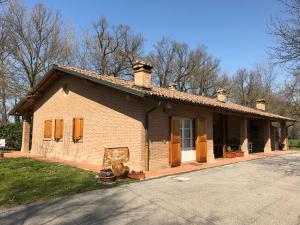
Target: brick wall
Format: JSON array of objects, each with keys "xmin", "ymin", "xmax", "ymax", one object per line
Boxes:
[
  {"xmin": 30, "ymin": 72, "xmax": 219, "ymax": 172},
  {"xmin": 148, "ymin": 103, "xmax": 215, "ymax": 170},
  {"xmin": 31, "ymin": 73, "xmax": 146, "ymax": 170}
]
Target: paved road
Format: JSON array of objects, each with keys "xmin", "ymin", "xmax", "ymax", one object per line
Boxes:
[{"xmin": 1, "ymin": 153, "xmax": 300, "ymax": 225}]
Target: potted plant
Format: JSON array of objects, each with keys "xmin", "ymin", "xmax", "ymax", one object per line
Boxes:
[
  {"xmin": 112, "ymin": 163, "xmax": 130, "ymax": 178},
  {"xmin": 235, "ymin": 145, "xmax": 244, "ymax": 157},
  {"xmin": 225, "ymin": 146, "xmax": 236, "ymax": 158},
  {"xmin": 128, "ymin": 170, "xmax": 145, "ymax": 180},
  {"xmin": 0, "ymin": 150, "xmax": 4, "ymax": 159},
  {"xmin": 98, "ymin": 168, "xmax": 116, "ymax": 182}
]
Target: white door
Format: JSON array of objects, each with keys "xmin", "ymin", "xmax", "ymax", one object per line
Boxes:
[{"xmin": 180, "ymin": 119, "xmax": 196, "ymax": 162}]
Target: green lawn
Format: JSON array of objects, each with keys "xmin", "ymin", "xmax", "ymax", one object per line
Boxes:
[
  {"xmin": 289, "ymin": 139, "xmax": 300, "ymax": 150},
  {"xmin": 0, "ymin": 158, "xmax": 133, "ymax": 208}
]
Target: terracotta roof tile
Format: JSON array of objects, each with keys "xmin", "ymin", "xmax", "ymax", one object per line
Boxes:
[
  {"xmin": 56, "ymin": 65, "xmax": 294, "ymax": 121},
  {"xmin": 10, "ymin": 64, "xmax": 295, "ymax": 121}
]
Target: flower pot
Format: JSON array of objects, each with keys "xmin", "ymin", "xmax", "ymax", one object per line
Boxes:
[
  {"xmin": 99, "ymin": 175, "xmax": 116, "ymax": 182},
  {"xmin": 98, "ymin": 169, "xmax": 116, "ymax": 182},
  {"xmin": 128, "ymin": 172, "xmax": 145, "ymax": 180},
  {"xmin": 235, "ymin": 151, "xmax": 244, "ymax": 157},
  {"xmin": 225, "ymin": 152, "xmax": 236, "ymax": 158},
  {"xmin": 0, "ymin": 153, "xmax": 4, "ymax": 159}
]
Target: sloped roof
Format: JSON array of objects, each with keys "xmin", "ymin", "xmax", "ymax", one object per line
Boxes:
[{"xmin": 10, "ymin": 64, "xmax": 295, "ymax": 122}]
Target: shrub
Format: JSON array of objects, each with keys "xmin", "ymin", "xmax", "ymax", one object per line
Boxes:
[
  {"xmin": 289, "ymin": 139, "xmax": 300, "ymax": 148},
  {"xmin": 0, "ymin": 122, "xmax": 23, "ymax": 150}
]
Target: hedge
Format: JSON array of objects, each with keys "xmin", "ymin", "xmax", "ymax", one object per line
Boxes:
[
  {"xmin": 0, "ymin": 122, "xmax": 23, "ymax": 150},
  {"xmin": 289, "ymin": 139, "xmax": 300, "ymax": 148}
]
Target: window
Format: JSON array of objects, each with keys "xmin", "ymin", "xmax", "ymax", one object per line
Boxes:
[
  {"xmin": 54, "ymin": 119, "xmax": 64, "ymax": 140},
  {"xmin": 73, "ymin": 118, "xmax": 84, "ymax": 141},
  {"xmin": 44, "ymin": 120, "xmax": 52, "ymax": 139},
  {"xmin": 180, "ymin": 119, "xmax": 195, "ymax": 150}
]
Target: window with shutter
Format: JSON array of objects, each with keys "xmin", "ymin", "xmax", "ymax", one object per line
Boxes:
[
  {"xmin": 54, "ymin": 119, "xmax": 64, "ymax": 140},
  {"xmin": 44, "ymin": 120, "xmax": 52, "ymax": 139},
  {"xmin": 73, "ymin": 118, "xmax": 84, "ymax": 141}
]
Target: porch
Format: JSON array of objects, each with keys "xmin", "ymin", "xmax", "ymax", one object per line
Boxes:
[{"xmin": 213, "ymin": 113, "xmax": 289, "ymax": 158}]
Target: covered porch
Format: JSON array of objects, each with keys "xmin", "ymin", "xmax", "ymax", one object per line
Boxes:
[{"xmin": 213, "ymin": 112, "xmax": 289, "ymax": 158}]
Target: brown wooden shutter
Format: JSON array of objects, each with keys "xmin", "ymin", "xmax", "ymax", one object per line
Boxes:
[
  {"xmin": 44, "ymin": 120, "xmax": 52, "ymax": 139},
  {"xmin": 54, "ymin": 119, "xmax": 64, "ymax": 140},
  {"xmin": 78, "ymin": 118, "xmax": 84, "ymax": 139},
  {"xmin": 196, "ymin": 118, "xmax": 207, "ymax": 162},
  {"xmin": 73, "ymin": 118, "xmax": 84, "ymax": 141},
  {"xmin": 169, "ymin": 117, "xmax": 181, "ymax": 167}
]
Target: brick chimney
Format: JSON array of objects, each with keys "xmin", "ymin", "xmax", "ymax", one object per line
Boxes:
[
  {"xmin": 256, "ymin": 98, "xmax": 266, "ymax": 111},
  {"xmin": 133, "ymin": 60, "xmax": 153, "ymax": 89},
  {"xmin": 217, "ymin": 88, "xmax": 227, "ymax": 102}
]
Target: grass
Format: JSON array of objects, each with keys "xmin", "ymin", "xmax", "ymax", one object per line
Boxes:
[
  {"xmin": 0, "ymin": 157, "xmax": 134, "ymax": 208},
  {"xmin": 289, "ymin": 139, "xmax": 300, "ymax": 150}
]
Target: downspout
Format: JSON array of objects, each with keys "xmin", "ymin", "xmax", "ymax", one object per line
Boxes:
[{"xmin": 145, "ymin": 101, "xmax": 161, "ymax": 171}]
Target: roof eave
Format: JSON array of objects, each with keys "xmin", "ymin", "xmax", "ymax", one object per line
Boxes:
[{"xmin": 145, "ymin": 93, "xmax": 296, "ymax": 122}]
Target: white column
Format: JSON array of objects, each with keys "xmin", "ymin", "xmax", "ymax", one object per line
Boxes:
[
  {"xmin": 264, "ymin": 119, "xmax": 272, "ymax": 153},
  {"xmin": 240, "ymin": 117, "xmax": 249, "ymax": 156},
  {"xmin": 21, "ymin": 115, "xmax": 31, "ymax": 153}
]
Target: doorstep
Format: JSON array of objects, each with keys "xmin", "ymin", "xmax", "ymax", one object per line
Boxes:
[{"xmin": 144, "ymin": 150, "xmax": 297, "ymax": 179}]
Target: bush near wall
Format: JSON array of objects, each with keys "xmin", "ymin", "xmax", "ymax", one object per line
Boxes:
[
  {"xmin": 0, "ymin": 122, "xmax": 22, "ymax": 150},
  {"xmin": 289, "ymin": 139, "xmax": 300, "ymax": 149}
]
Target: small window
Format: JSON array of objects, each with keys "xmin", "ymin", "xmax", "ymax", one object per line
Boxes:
[
  {"xmin": 54, "ymin": 119, "xmax": 64, "ymax": 140},
  {"xmin": 73, "ymin": 118, "xmax": 84, "ymax": 141},
  {"xmin": 44, "ymin": 120, "xmax": 52, "ymax": 139}
]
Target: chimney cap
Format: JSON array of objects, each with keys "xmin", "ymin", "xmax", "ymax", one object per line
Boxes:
[
  {"xmin": 133, "ymin": 60, "xmax": 153, "ymax": 72},
  {"xmin": 256, "ymin": 98, "xmax": 266, "ymax": 103},
  {"xmin": 217, "ymin": 88, "xmax": 226, "ymax": 94},
  {"xmin": 216, "ymin": 88, "xmax": 227, "ymax": 102},
  {"xmin": 168, "ymin": 83, "xmax": 177, "ymax": 91}
]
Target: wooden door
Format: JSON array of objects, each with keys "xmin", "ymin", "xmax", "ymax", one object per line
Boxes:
[
  {"xmin": 196, "ymin": 118, "xmax": 207, "ymax": 162},
  {"xmin": 169, "ymin": 117, "xmax": 181, "ymax": 167}
]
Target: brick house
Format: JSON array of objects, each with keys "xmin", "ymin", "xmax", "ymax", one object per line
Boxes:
[{"xmin": 10, "ymin": 61, "xmax": 295, "ymax": 171}]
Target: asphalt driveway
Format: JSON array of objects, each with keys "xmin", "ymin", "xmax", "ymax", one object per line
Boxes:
[{"xmin": 1, "ymin": 152, "xmax": 300, "ymax": 225}]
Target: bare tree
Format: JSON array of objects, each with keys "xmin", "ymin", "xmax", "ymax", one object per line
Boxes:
[
  {"xmin": 0, "ymin": 8, "xmax": 11, "ymax": 123},
  {"xmin": 284, "ymin": 73, "xmax": 300, "ymax": 116},
  {"xmin": 82, "ymin": 17, "xmax": 144, "ymax": 78},
  {"xmin": 148, "ymin": 38, "xmax": 220, "ymax": 96},
  {"xmin": 147, "ymin": 37, "xmax": 176, "ymax": 87},
  {"xmin": 6, "ymin": 1, "xmax": 76, "ymax": 90},
  {"xmin": 269, "ymin": 0, "xmax": 300, "ymax": 125},
  {"xmin": 269, "ymin": 0, "xmax": 300, "ymax": 71},
  {"xmin": 230, "ymin": 63, "xmax": 276, "ymax": 108},
  {"xmin": 188, "ymin": 46, "xmax": 220, "ymax": 96}
]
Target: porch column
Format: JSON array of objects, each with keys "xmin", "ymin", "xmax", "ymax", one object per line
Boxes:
[
  {"xmin": 206, "ymin": 113, "xmax": 215, "ymax": 162},
  {"xmin": 264, "ymin": 119, "xmax": 272, "ymax": 153},
  {"xmin": 21, "ymin": 115, "xmax": 31, "ymax": 153},
  {"xmin": 280, "ymin": 121, "xmax": 288, "ymax": 151},
  {"xmin": 240, "ymin": 117, "xmax": 249, "ymax": 156}
]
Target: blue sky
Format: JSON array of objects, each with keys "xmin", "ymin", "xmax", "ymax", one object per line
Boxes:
[{"xmin": 24, "ymin": 0, "xmax": 284, "ymax": 76}]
